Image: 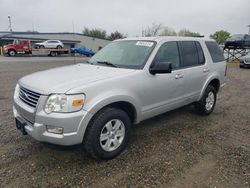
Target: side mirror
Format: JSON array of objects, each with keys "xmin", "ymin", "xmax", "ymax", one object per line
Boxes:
[{"xmin": 149, "ymin": 62, "xmax": 172, "ymax": 75}]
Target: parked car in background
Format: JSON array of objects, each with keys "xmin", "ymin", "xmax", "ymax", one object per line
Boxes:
[
  {"xmin": 239, "ymin": 55, "xmax": 250, "ymax": 68},
  {"xmin": 35, "ymin": 40, "xmax": 64, "ymax": 49},
  {"xmin": 224, "ymin": 34, "xmax": 250, "ymax": 49},
  {"xmin": 71, "ymin": 46, "xmax": 95, "ymax": 57}
]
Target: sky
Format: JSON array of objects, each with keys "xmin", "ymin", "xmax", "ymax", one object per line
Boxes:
[{"xmin": 0, "ymin": 0, "xmax": 249, "ymax": 37}]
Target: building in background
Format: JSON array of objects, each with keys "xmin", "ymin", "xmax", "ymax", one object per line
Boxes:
[{"xmin": 0, "ymin": 31, "xmax": 110, "ymax": 52}]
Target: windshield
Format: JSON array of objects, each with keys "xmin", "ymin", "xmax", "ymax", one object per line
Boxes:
[
  {"xmin": 229, "ymin": 34, "xmax": 244, "ymax": 40},
  {"xmin": 89, "ymin": 40, "xmax": 156, "ymax": 69}
]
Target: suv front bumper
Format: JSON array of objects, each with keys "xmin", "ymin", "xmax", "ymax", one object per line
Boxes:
[{"xmin": 13, "ymin": 96, "xmax": 93, "ymax": 146}]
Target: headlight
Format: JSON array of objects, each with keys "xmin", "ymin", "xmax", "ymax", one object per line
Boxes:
[{"xmin": 44, "ymin": 94, "xmax": 85, "ymax": 114}]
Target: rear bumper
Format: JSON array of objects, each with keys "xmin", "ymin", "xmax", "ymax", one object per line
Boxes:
[{"xmin": 13, "ymin": 99, "xmax": 93, "ymax": 146}]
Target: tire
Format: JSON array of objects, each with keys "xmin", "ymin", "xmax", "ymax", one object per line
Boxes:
[
  {"xmin": 84, "ymin": 107, "xmax": 131, "ymax": 160},
  {"xmin": 195, "ymin": 85, "xmax": 217, "ymax": 115},
  {"xmin": 8, "ymin": 49, "xmax": 16, "ymax": 57},
  {"xmin": 50, "ymin": 51, "xmax": 58, "ymax": 57},
  {"xmin": 57, "ymin": 45, "xmax": 62, "ymax": 49},
  {"xmin": 240, "ymin": 65, "xmax": 244, "ymax": 68},
  {"xmin": 40, "ymin": 45, "xmax": 45, "ymax": 49}
]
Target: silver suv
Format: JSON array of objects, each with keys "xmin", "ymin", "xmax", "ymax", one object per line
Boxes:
[{"xmin": 13, "ymin": 37, "xmax": 226, "ymax": 160}]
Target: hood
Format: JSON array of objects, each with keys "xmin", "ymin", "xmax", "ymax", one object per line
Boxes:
[
  {"xmin": 3, "ymin": 44, "xmax": 14, "ymax": 49},
  {"xmin": 19, "ymin": 64, "xmax": 135, "ymax": 94}
]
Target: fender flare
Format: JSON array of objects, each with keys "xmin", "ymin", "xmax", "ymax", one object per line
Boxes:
[
  {"xmin": 198, "ymin": 75, "xmax": 220, "ymax": 101},
  {"xmin": 85, "ymin": 94, "xmax": 141, "ymax": 123}
]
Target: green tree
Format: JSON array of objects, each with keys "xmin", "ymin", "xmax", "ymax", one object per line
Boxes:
[
  {"xmin": 178, "ymin": 29, "xmax": 201, "ymax": 37},
  {"xmin": 210, "ymin": 30, "xmax": 230, "ymax": 44},
  {"xmin": 108, "ymin": 31, "xmax": 125, "ymax": 40},
  {"xmin": 82, "ymin": 27, "xmax": 107, "ymax": 39}
]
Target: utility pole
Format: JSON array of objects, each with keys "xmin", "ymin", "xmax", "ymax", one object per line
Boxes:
[
  {"xmin": 8, "ymin": 16, "xmax": 12, "ymax": 32},
  {"xmin": 248, "ymin": 25, "xmax": 250, "ymax": 35}
]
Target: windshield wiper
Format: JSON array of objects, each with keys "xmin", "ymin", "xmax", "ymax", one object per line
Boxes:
[{"xmin": 96, "ymin": 61, "xmax": 117, "ymax": 67}]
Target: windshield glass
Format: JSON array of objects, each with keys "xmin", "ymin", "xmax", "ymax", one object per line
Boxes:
[
  {"xmin": 89, "ymin": 40, "xmax": 156, "ymax": 69},
  {"xmin": 229, "ymin": 34, "xmax": 244, "ymax": 40}
]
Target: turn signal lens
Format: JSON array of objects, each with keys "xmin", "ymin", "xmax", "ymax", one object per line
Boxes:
[{"xmin": 72, "ymin": 99, "xmax": 84, "ymax": 107}]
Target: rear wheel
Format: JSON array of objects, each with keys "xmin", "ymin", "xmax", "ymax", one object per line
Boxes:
[
  {"xmin": 57, "ymin": 45, "xmax": 62, "ymax": 49},
  {"xmin": 84, "ymin": 107, "xmax": 131, "ymax": 160},
  {"xmin": 50, "ymin": 51, "xmax": 58, "ymax": 57},
  {"xmin": 8, "ymin": 49, "xmax": 16, "ymax": 57},
  {"xmin": 195, "ymin": 85, "xmax": 217, "ymax": 115},
  {"xmin": 40, "ymin": 45, "xmax": 45, "ymax": 49}
]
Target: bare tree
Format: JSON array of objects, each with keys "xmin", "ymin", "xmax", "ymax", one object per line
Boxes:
[
  {"xmin": 142, "ymin": 23, "xmax": 162, "ymax": 37},
  {"xmin": 159, "ymin": 27, "xmax": 177, "ymax": 36}
]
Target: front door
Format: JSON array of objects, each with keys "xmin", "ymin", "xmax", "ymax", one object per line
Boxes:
[{"xmin": 140, "ymin": 41, "xmax": 185, "ymax": 119}]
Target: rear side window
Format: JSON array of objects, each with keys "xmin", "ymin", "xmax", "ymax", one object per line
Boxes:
[
  {"xmin": 195, "ymin": 42, "xmax": 205, "ymax": 64},
  {"xmin": 180, "ymin": 41, "xmax": 199, "ymax": 67},
  {"xmin": 205, "ymin": 41, "xmax": 225, "ymax": 62}
]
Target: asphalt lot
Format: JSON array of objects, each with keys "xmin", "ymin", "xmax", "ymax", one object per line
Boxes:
[{"xmin": 0, "ymin": 57, "xmax": 249, "ymax": 187}]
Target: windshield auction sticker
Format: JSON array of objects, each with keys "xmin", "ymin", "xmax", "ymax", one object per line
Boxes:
[{"xmin": 136, "ymin": 41, "xmax": 154, "ymax": 47}]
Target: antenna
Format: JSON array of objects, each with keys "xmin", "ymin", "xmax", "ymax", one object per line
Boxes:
[
  {"xmin": 248, "ymin": 25, "xmax": 250, "ymax": 35},
  {"xmin": 8, "ymin": 16, "xmax": 12, "ymax": 32}
]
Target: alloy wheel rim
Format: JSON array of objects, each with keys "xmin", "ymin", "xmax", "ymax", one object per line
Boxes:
[
  {"xmin": 100, "ymin": 119, "xmax": 125, "ymax": 152},
  {"xmin": 205, "ymin": 91, "xmax": 215, "ymax": 111}
]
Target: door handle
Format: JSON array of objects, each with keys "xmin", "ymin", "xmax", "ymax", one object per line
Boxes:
[
  {"xmin": 175, "ymin": 74, "xmax": 184, "ymax": 79},
  {"xmin": 203, "ymin": 68, "xmax": 210, "ymax": 73}
]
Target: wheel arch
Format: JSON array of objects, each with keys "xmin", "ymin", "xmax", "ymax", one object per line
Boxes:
[
  {"xmin": 87, "ymin": 98, "xmax": 139, "ymax": 124},
  {"xmin": 198, "ymin": 76, "xmax": 220, "ymax": 101},
  {"xmin": 8, "ymin": 48, "xmax": 17, "ymax": 53},
  {"xmin": 80, "ymin": 99, "xmax": 139, "ymax": 144}
]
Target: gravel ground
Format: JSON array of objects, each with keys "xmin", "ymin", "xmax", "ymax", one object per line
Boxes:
[{"xmin": 0, "ymin": 59, "xmax": 249, "ymax": 188}]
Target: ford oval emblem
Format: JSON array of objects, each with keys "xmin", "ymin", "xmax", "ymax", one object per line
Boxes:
[{"xmin": 22, "ymin": 92, "xmax": 29, "ymax": 99}]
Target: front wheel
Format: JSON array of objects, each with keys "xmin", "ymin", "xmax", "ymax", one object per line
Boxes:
[
  {"xmin": 8, "ymin": 50, "xmax": 16, "ymax": 57},
  {"xmin": 84, "ymin": 107, "xmax": 131, "ymax": 160},
  {"xmin": 195, "ymin": 85, "xmax": 217, "ymax": 115}
]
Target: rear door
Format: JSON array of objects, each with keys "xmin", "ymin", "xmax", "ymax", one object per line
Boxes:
[{"xmin": 178, "ymin": 41, "xmax": 208, "ymax": 103}]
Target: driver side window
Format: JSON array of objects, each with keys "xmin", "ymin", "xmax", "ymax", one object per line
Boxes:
[{"xmin": 154, "ymin": 41, "xmax": 180, "ymax": 69}]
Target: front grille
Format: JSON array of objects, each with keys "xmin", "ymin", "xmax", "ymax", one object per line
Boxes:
[
  {"xmin": 19, "ymin": 86, "xmax": 41, "ymax": 108},
  {"xmin": 244, "ymin": 59, "xmax": 250, "ymax": 64}
]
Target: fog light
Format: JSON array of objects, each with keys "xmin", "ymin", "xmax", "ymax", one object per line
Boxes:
[{"xmin": 46, "ymin": 125, "xmax": 63, "ymax": 134}]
